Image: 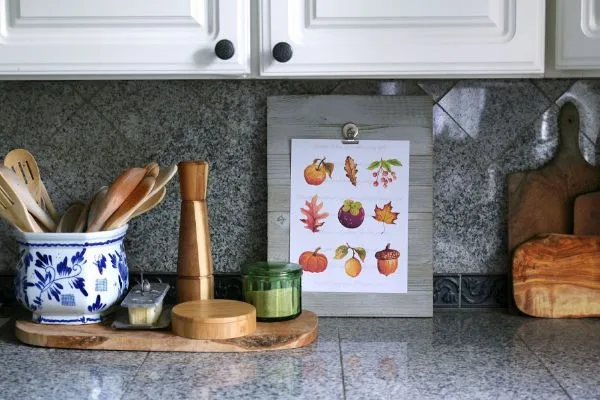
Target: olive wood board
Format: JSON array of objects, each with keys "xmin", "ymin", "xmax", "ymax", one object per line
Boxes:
[{"xmin": 15, "ymin": 310, "xmax": 318, "ymax": 352}]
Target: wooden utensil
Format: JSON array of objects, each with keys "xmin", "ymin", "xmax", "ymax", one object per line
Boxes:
[
  {"xmin": 102, "ymin": 176, "xmax": 155, "ymax": 231},
  {"xmin": 171, "ymin": 300, "xmax": 256, "ymax": 340},
  {"xmin": 86, "ymin": 168, "xmax": 147, "ymax": 232},
  {"xmin": 56, "ymin": 203, "xmax": 84, "ymax": 233},
  {"xmin": 4, "ymin": 149, "xmax": 59, "ymax": 222},
  {"xmin": 148, "ymin": 164, "xmax": 176, "ymax": 199},
  {"xmin": 0, "ymin": 166, "xmax": 56, "ymax": 231},
  {"xmin": 86, "ymin": 187, "xmax": 108, "ymax": 230},
  {"xmin": 508, "ymin": 102, "xmax": 600, "ymax": 254},
  {"xmin": 513, "ymin": 233, "xmax": 600, "ymax": 318},
  {"xmin": 573, "ymin": 191, "xmax": 600, "ymax": 235},
  {"xmin": 144, "ymin": 162, "xmax": 160, "ymax": 178},
  {"xmin": 73, "ymin": 187, "xmax": 104, "ymax": 233},
  {"xmin": 177, "ymin": 161, "xmax": 213, "ymax": 303},
  {"xmin": 131, "ymin": 187, "xmax": 166, "ymax": 219},
  {"xmin": 0, "ymin": 172, "xmax": 43, "ymax": 232}
]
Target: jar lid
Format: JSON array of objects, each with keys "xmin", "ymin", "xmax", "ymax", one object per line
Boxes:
[{"xmin": 242, "ymin": 262, "xmax": 302, "ymax": 278}]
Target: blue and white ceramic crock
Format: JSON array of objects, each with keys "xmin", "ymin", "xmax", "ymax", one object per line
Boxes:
[{"xmin": 13, "ymin": 225, "xmax": 129, "ymax": 324}]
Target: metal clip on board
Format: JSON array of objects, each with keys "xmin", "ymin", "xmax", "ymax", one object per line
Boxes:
[{"xmin": 342, "ymin": 123, "xmax": 359, "ymax": 144}]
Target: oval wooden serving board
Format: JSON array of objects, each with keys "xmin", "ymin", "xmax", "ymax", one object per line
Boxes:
[{"xmin": 15, "ymin": 310, "xmax": 318, "ymax": 352}]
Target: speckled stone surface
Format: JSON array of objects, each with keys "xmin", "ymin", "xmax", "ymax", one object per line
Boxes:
[
  {"xmin": 0, "ymin": 79, "xmax": 599, "ymax": 275},
  {"xmin": 2, "ymin": 310, "xmax": 600, "ymax": 399}
]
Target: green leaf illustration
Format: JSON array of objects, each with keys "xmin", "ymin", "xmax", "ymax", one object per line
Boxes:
[
  {"xmin": 355, "ymin": 247, "xmax": 366, "ymax": 262},
  {"xmin": 367, "ymin": 161, "xmax": 381, "ymax": 170},
  {"xmin": 387, "ymin": 159, "xmax": 402, "ymax": 167},
  {"xmin": 381, "ymin": 160, "xmax": 392, "ymax": 172},
  {"xmin": 334, "ymin": 245, "xmax": 349, "ymax": 259}
]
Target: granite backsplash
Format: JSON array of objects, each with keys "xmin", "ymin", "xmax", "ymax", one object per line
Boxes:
[{"xmin": 0, "ymin": 79, "xmax": 597, "ymax": 278}]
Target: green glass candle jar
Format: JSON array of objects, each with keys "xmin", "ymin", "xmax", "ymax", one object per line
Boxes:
[{"xmin": 242, "ymin": 262, "xmax": 302, "ymax": 322}]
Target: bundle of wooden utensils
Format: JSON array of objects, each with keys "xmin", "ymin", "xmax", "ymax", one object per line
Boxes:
[{"xmin": 0, "ymin": 149, "xmax": 176, "ymax": 233}]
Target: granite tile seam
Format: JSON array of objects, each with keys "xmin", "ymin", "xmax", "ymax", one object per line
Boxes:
[{"xmin": 119, "ymin": 351, "xmax": 150, "ymax": 400}]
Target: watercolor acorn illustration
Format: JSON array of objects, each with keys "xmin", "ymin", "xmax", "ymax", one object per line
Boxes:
[
  {"xmin": 304, "ymin": 157, "xmax": 334, "ymax": 186},
  {"xmin": 344, "ymin": 156, "xmax": 358, "ymax": 186},
  {"xmin": 367, "ymin": 158, "xmax": 402, "ymax": 188},
  {"xmin": 334, "ymin": 244, "xmax": 366, "ymax": 278},
  {"xmin": 298, "ymin": 247, "xmax": 328, "ymax": 273},
  {"xmin": 375, "ymin": 243, "xmax": 400, "ymax": 276},
  {"xmin": 373, "ymin": 201, "xmax": 399, "ymax": 233},
  {"xmin": 300, "ymin": 195, "xmax": 329, "ymax": 232},
  {"xmin": 338, "ymin": 199, "xmax": 365, "ymax": 229}
]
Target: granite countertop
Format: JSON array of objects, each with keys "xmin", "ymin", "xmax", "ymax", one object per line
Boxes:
[{"xmin": 0, "ymin": 308, "xmax": 598, "ymax": 400}]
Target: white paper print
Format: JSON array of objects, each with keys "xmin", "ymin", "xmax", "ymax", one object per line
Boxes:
[{"xmin": 290, "ymin": 139, "xmax": 410, "ymax": 294}]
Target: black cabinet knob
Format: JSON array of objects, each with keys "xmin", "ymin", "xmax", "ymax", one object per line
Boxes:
[
  {"xmin": 215, "ymin": 39, "xmax": 235, "ymax": 60},
  {"xmin": 272, "ymin": 42, "xmax": 293, "ymax": 63}
]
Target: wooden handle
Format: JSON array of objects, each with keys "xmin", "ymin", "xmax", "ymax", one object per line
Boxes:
[{"xmin": 178, "ymin": 161, "xmax": 208, "ymax": 201}]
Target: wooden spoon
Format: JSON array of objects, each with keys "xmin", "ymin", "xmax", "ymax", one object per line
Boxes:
[
  {"xmin": 145, "ymin": 162, "xmax": 160, "ymax": 178},
  {"xmin": 147, "ymin": 164, "xmax": 177, "ymax": 199},
  {"xmin": 86, "ymin": 168, "xmax": 147, "ymax": 232},
  {"xmin": 102, "ymin": 176, "xmax": 155, "ymax": 231},
  {"xmin": 4, "ymin": 149, "xmax": 59, "ymax": 222},
  {"xmin": 73, "ymin": 187, "xmax": 104, "ymax": 233},
  {"xmin": 0, "ymin": 166, "xmax": 56, "ymax": 231},
  {"xmin": 0, "ymin": 171, "xmax": 43, "ymax": 232},
  {"xmin": 131, "ymin": 187, "xmax": 166, "ymax": 219},
  {"xmin": 56, "ymin": 203, "xmax": 84, "ymax": 233},
  {"xmin": 86, "ymin": 187, "xmax": 108, "ymax": 230}
]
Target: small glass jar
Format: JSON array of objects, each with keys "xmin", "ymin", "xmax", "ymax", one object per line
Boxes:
[{"xmin": 242, "ymin": 262, "xmax": 302, "ymax": 322}]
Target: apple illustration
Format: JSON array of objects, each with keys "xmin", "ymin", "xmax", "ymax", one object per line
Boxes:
[
  {"xmin": 338, "ymin": 199, "xmax": 365, "ymax": 229},
  {"xmin": 304, "ymin": 158, "xmax": 334, "ymax": 186}
]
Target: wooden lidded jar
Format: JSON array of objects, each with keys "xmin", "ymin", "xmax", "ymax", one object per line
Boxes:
[{"xmin": 177, "ymin": 161, "xmax": 214, "ymax": 303}]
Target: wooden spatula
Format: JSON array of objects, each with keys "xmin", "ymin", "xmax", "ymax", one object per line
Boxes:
[
  {"xmin": 0, "ymin": 166, "xmax": 56, "ymax": 231},
  {"xmin": 4, "ymin": 149, "xmax": 59, "ymax": 222},
  {"xmin": 102, "ymin": 176, "xmax": 155, "ymax": 230},
  {"xmin": 56, "ymin": 203, "xmax": 84, "ymax": 233},
  {"xmin": 86, "ymin": 168, "xmax": 147, "ymax": 232},
  {"xmin": 0, "ymin": 172, "xmax": 43, "ymax": 232},
  {"xmin": 573, "ymin": 192, "xmax": 600, "ymax": 235}
]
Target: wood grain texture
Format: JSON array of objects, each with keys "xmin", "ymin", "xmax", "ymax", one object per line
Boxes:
[
  {"xmin": 15, "ymin": 310, "xmax": 318, "ymax": 352},
  {"xmin": 508, "ymin": 103, "xmax": 600, "ymax": 254},
  {"xmin": 177, "ymin": 161, "xmax": 213, "ymax": 303},
  {"xmin": 513, "ymin": 234, "xmax": 600, "ymax": 318},
  {"xmin": 267, "ymin": 95, "xmax": 433, "ymax": 317},
  {"xmin": 102, "ymin": 176, "xmax": 155, "ymax": 230},
  {"xmin": 573, "ymin": 192, "xmax": 600, "ymax": 235},
  {"xmin": 172, "ymin": 300, "xmax": 256, "ymax": 340}
]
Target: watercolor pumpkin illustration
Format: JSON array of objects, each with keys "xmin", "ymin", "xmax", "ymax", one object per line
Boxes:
[
  {"xmin": 304, "ymin": 157, "xmax": 334, "ymax": 186},
  {"xmin": 298, "ymin": 247, "xmax": 328, "ymax": 273}
]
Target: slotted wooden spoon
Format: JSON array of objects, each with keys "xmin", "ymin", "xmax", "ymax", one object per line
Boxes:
[
  {"xmin": 86, "ymin": 168, "xmax": 147, "ymax": 232},
  {"xmin": 0, "ymin": 172, "xmax": 43, "ymax": 232},
  {"xmin": 0, "ymin": 166, "xmax": 56, "ymax": 231},
  {"xmin": 4, "ymin": 149, "xmax": 59, "ymax": 222},
  {"xmin": 102, "ymin": 176, "xmax": 155, "ymax": 230}
]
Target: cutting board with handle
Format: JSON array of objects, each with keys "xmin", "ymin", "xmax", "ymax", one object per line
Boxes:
[
  {"xmin": 573, "ymin": 191, "xmax": 600, "ymax": 235},
  {"xmin": 513, "ymin": 233, "xmax": 600, "ymax": 318},
  {"xmin": 508, "ymin": 102, "xmax": 600, "ymax": 254}
]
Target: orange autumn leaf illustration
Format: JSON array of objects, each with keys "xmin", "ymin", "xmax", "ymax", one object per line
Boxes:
[
  {"xmin": 373, "ymin": 201, "xmax": 399, "ymax": 233},
  {"xmin": 344, "ymin": 156, "xmax": 358, "ymax": 186},
  {"xmin": 300, "ymin": 195, "xmax": 329, "ymax": 232}
]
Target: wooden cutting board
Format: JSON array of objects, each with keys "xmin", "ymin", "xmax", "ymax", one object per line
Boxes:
[
  {"xmin": 513, "ymin": 234, "xmax": 600, "ymax": 318},
  {"xmin": 14, "ymin": 310, "xmax": 317, "ymax": 352},
  {"xmin": 573, "ymin": 191, "xmax": 600, "ymax": 235},
  {"xmin": 508, "ymin": 102, "xmax": 600, "ymax": 254}
]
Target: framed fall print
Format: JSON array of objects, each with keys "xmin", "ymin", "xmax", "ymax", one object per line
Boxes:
[{"xmin": 267, "ymin": 96, "xmax": 432, "ymax": 317}]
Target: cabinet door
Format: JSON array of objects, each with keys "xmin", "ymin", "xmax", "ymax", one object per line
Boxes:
[
  {"xmin": 260, "ymin": 0, "xmax": 545, "ymax": 77},
  {"xmin": 0, "ymin": 0, "xmax": 250, "ymax": 77},
  {"xmin": 555, "ymin": 0, "xmax": 600, "ymax": 69}
]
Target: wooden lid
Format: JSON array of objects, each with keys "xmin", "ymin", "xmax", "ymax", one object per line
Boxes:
[{"xmin": 171, "ymin": 300, "xmax": 256, "ymax": 340}]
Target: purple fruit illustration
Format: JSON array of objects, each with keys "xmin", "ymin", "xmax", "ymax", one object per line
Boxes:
[{"xmin": 338, "ymin": 199, "xmax": 365, "ymax": 229}]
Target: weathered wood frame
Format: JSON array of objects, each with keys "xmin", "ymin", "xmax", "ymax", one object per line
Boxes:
[{"xmin": 267, "ymin": 96, "xmax": 432, "ymax": 317}]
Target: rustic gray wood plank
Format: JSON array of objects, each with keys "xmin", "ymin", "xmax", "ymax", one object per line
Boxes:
[{"xmin": 267, "ymin": 95, "xmax": 432, "ymax": 317}]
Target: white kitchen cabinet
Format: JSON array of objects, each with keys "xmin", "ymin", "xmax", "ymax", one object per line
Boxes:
[
  {"xmin": 259, "ymin": 0, "xmax": 545, "ymax": 77},
  {"xmin": 0, "ymin": 0, "xmax": 250, "ymax": 77},
  {"xmin": 554, "ymin": 0, "xmax": 600, "ymax": 70}
]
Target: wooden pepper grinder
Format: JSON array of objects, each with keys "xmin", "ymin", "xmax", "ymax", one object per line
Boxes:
[{"xmin": 177, "ymin": 161, "xmax": 214, "ymax": 303}]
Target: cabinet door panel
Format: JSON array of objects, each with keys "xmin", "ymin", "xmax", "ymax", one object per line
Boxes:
[
  {"xmin": 0, "ymin": 0, "xmax": 250, "ymax": 76},
  {"xmin": 261, "ymin": 0, "xmax": 544, "ymax": 76},
  {"xmin": 556, "ymin": 0, "xmax": 600, "ymax": 69}
]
